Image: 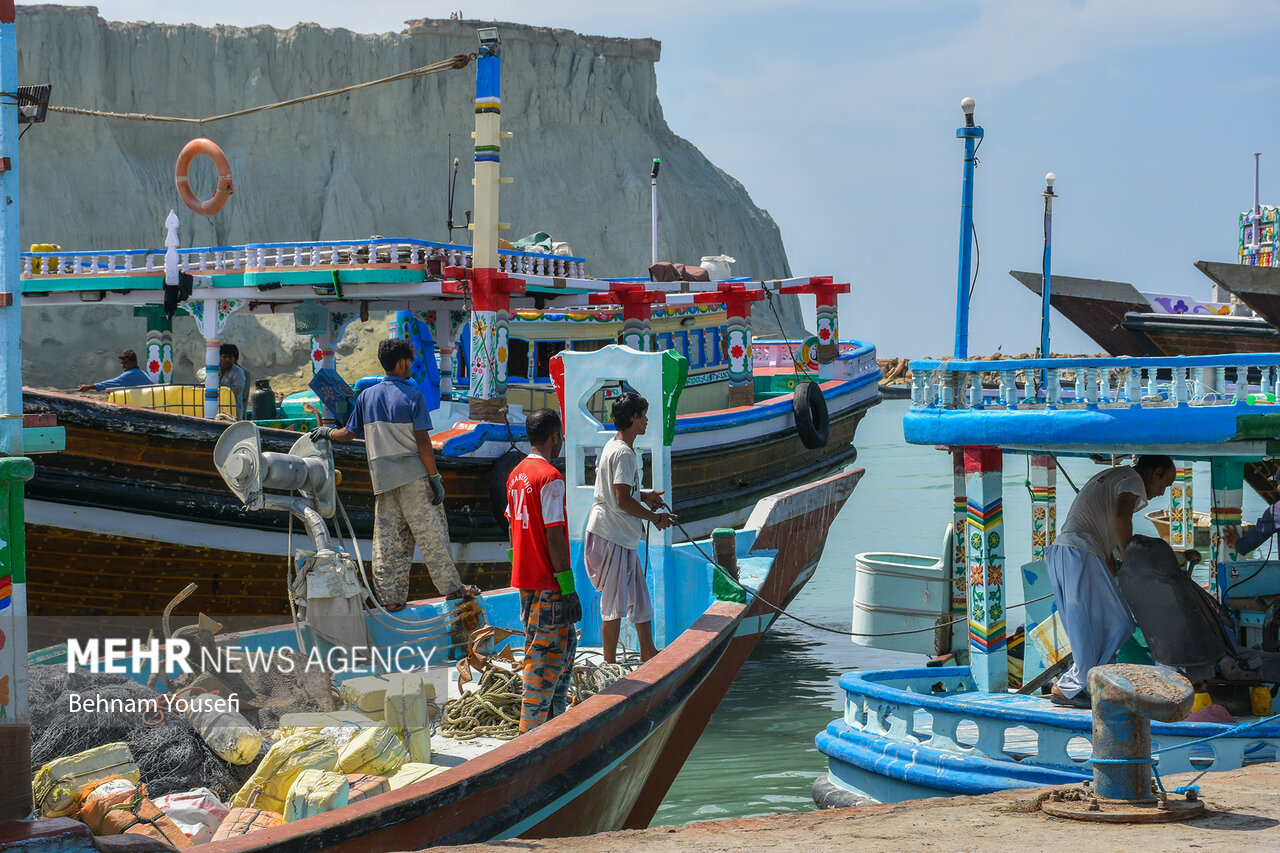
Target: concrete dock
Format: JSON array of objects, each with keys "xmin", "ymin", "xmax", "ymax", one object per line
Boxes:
[{"xmin": 439, "ymin": 764, "xmax": 1280, "ymax": 852}]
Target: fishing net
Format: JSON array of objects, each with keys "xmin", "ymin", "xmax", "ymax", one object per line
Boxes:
[{"xmin": 28, "ymin": 665, "xmax": 245, "ymax": 801}]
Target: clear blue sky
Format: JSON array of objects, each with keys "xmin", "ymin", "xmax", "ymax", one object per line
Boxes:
[{"xmin": 27, "ymin": 1, "xmax": 1280, "ymax": 357}]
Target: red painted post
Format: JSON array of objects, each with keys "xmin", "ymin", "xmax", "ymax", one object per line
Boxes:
[
  {"xmin": 589, "ymin": 284, "xmax": 667, "ymax": 351},
  {"xmin": 694, "ymin": 284, "xmax": 765, "ymax": 408}
]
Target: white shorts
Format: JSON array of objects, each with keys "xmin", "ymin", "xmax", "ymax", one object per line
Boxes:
[{"xmin": 583, "ymin": 532, "xmax": 654, "ymax": 624}]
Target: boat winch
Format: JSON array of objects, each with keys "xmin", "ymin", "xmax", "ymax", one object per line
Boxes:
[{"xmin": 214, "ymin": 422, "xmax": 368, "ymax": 649}]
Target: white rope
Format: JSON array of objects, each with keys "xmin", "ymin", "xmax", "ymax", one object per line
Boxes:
[{"xmin": 47, "ymin": 54, "xmax": 471, "ymax": 125}]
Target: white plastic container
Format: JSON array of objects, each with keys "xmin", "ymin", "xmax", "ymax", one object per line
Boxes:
[
  {"xmin": 851, "ymin": 525, "xmax": 954, "ymax": 656},
  {"xmin": 699, "ymin": 254, "xmax": 736, "ymax": 281}
]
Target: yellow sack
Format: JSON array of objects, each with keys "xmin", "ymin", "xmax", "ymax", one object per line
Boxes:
[
  {"xmin": 184, "ymin": 693, "xmax": 263, "ymax": 765},
  {"xmin": 282, "ymin": 769, "xmax": 349, "ymax": 822},
  {"xmin": 230, "ymin": 733, "xmax": 338, "ymax": 813},
  {"xmin": 337, "ymin": 725, "xmax": 406, "ymax": 776},
  {"xmin": 32, "ymin": 742, "xmax": 140, "ymax": 818},
  {"xmin": 385, "ymin": 676, "xmax": 432, "ymax": 763},
  {"xmin": 340, "ymin": 673, "xmax": 438, "ymax": 721},
  {"xmin": 277, "ymin": 710, "xmax": 379, "ymax": 752},
  {"xmin": 386, "ymin": 762, "xmax": 448, "ymax": 790}
]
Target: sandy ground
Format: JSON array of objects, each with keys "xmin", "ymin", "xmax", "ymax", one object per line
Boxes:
[{"xmin": 433, "ymin": 764, "xmax": 1280, "ymax": 853}]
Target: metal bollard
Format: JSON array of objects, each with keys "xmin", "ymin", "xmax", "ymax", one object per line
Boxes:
[
  {"xmin": 1042, "ymin": 664, "xmax": 1205, "ymax": 823},
  {"xmin": 1088, "ymin": 664, "xmax": 1194, "ymax": 801}
]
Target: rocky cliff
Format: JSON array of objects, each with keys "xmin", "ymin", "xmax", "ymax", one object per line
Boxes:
[{"xmin": 14, "ymin": 6, "xmax": 804, "ymax": 389}]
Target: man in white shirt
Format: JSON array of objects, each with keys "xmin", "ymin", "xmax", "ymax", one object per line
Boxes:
[
  {"xmin": 583, "ymin": 391, "xmax": 676, "ymax": 664},
  {"xmin": 1046, "ymin": 454, "xmax": 1176, "ymax": 707}
]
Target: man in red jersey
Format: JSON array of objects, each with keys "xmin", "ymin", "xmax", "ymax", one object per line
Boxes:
[{"xmin": 506, "ymin": 408, "xmax": 581, "ymax": 733}]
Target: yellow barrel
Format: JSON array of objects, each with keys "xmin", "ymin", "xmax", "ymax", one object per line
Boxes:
[{"xmin": 108, "ymin": 384, "xmax": 235, "ymax": 418}]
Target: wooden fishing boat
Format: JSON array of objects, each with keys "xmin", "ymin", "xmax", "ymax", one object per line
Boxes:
[
  {"xmin": 815, "ymin": 105, "xmax": 1280, "ymax": 808},
  {"xmin": 816, "ymin": 351, "xmax": 1280, "ymax": 806},
  {"xmin": 15, "ymin": 19, "xmax": 880, "ymax": 645},
  {"xmin": 21, "ymin": 335, "xmax": 876, "ymax": 647},
  {"xmin": 1010, "ymin": 270, "xmax": 1280, "ymax": 357},
  {"xmin": 15, "ymin": 343, "xmax": 863, "ymax": 849}
]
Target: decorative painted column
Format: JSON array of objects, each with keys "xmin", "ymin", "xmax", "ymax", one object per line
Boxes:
[
  {"xmin": 1169, "ymin": 464, "xmax": 1194, "ymax": 549},
  {"xmin": 1210, "ymin": 458, "xmax": 1244, "ymax": 597},
  {"xmin": 463, "ymin": 31, "xmax": 524, "ymax": 422},
  {"xmin": 309, "ymin": 310, "xmax": 358, "ymax": 422},
  {"xmin": 694, "ymin": 283, "xmax": 765, "ymax": 408},
  {"xmin": 184, "ymin": 298, "xmax": 246, "ymax": 419},
  {"xmin": 1030, "ymin": 454, "xmax": 1057, "ymax": 561},
  {"xmin": 433, "ymin": 309, "xmax": 466, "ymax": 399},
  {"xmin": 780, "ymin": 276, "xmax": 851, "ymax": 365},
  {"xmin": 0, "ymin": 2, "xmax": 33, "ymax": 820},
  {"xmin": 135, "ymin": 306, "xmax": 174, "ymax": 384},
  {"xmin": 589, "ymin": 283, "xmax": 666, "ymax": 351},
  {"xmin": 965, "ymin": 445, "xmax": 1007, "ymax": 693},
  {"xmin": 950, "ymin": 449, "xmax": 968, "ymax": 653}
]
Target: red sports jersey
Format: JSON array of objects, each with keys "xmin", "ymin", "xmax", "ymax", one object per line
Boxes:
[{"xmin": 506, "ymin": 453, "xmax": 568, "ymax": 591}]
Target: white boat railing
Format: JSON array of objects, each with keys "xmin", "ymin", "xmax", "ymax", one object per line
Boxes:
[
  {"xmin": 20, "ymin": 238, "xmax": 587, "ymax": 280},
  {"xmin": 909, "ymin": 354, "xmax": 1280, "ymax": 411}
]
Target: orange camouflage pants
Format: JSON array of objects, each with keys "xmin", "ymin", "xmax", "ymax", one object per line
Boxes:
[{"xmin": 519, "ymin": 590, "xmax": 578, "ymax": 734}]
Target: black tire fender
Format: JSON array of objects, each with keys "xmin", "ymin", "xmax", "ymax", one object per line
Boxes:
[
  {"xmin": 793, "ymin": 380, "xmax": 830, "ymax": 449},
  {"xmin": 490, "ymin": 448, "xmax": 526, "ymax": 523}
]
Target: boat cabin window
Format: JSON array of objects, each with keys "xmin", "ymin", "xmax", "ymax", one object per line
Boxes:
[
  {"xmin": 507, "ymin": 338, "xmax": 531, "ymax": 383},
  {"xmin": 673, "ymin": 330, "xmax": 690, "ymax": 361},
  {"xmin": 535, "ymin": 341, "xmax": 567, "ymax": 381},
  {"xmin": 688, "ymin": 329, "xmax": 706, "ymax": 369},
  {"xmin": 572, "ymin": 339, "xmax": 611, "ymax": 353}
]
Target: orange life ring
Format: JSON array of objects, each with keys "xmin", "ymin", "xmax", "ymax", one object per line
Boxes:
[{"xmin": 175, "ymin": 137, "xmax": 234, "ymax": 217}]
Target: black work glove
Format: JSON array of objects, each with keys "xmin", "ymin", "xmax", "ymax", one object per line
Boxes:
[
  {"xmin": 309, "ymin": 426, "xmax": 334, "ymax": 442},
  {"xmin": 562, "ymin": 592, "xmax": 582, "ymax": 626},
  {"xmin": 428, "ymin": 473, "xmax": 446, "ymax": 506}
]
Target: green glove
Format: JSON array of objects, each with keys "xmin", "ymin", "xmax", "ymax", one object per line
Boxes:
[{"xmin": 555, "ymin": 569, "xmax": 576, "ymax": 595}]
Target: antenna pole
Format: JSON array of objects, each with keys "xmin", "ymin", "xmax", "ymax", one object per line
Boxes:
[
  {"xmin": 1040, "ymin": 173, "xmax": 1057, "ymax": 389},
  {"xmin": 651, "ymin": 158, "xmax": 661, "ymax": 265}
]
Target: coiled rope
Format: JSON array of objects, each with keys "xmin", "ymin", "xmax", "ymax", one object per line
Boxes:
[
  {"xmin": 440, "ymin": 666, "xmax": 523, "ymax": 741},
  {"xmin": 48, "ymin": 53, "xmax": 471, "ymax": 125}
]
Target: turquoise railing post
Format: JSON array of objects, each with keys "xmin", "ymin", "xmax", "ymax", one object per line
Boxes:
[{"xmin": 964, "ymin": 446, "xmax": 1008, "ymax": 692}]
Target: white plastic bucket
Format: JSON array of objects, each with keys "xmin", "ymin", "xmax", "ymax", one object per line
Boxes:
[{"xmin": 699, "ymin": 254, "xmax": 736, "ymax": 281}]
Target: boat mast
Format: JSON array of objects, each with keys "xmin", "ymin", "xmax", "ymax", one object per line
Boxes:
[
  {"xmin": 0, "ymin": 0, "xmax": 34, "ymax": 822},
  {"xmin": 953, "ymin": 97, "xmax": 983, "ymax": 360},
  {"xmin": 467, "ymin": 27, "xmax": 513, "ymax": 422}
]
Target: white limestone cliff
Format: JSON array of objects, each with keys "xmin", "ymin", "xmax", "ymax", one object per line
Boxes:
[{"xmin": 14, "ymin": 6, "xmax": 806, "ymax": 389}]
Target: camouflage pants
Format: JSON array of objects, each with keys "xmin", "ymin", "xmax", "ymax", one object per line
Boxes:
[
  {"xmin": 519, "ymin": 590, "xmax": 578, "ymax": 734},
  {"xmin": 372, "ymin": 477, "xmax": 461, "ymax": 607}
]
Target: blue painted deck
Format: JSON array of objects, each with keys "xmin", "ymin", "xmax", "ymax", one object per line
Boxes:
[{"xmin": 817, "ymin": 667, "xmax": 1280, "ymax": 804}]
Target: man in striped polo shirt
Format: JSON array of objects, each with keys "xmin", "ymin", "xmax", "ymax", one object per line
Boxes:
[{"xmin": 312, "ymin": 338, "xmax": 476, "ymax": 610}]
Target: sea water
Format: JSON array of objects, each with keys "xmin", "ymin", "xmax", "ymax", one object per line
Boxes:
[{"xmin": 655, "ymin": 398, "xmax": 1271, "ymax": 824}]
